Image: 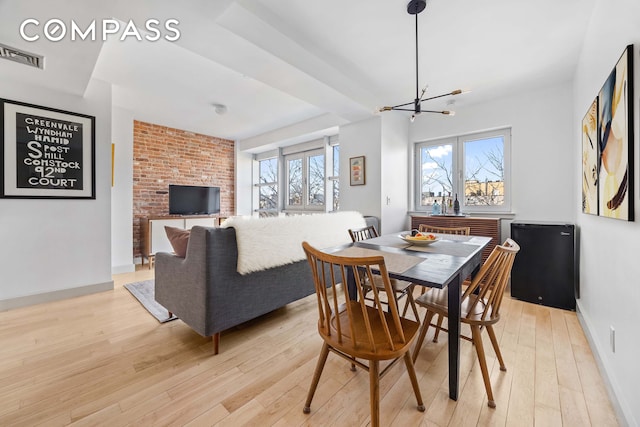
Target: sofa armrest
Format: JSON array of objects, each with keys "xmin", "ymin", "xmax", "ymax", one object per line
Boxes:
[{"xmin": 155, "ymin": 226, "xmax": 210, "ymax": 336}]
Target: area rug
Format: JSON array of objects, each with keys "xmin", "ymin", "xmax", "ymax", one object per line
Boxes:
[{"xmin": 124, "ymin": 280, "xmax": 177, "ymax": 323}]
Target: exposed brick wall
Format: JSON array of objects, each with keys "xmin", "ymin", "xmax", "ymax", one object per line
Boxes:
[{"xmin": 133, "ymin": 120, "xmax": 235, "ymax": 258}]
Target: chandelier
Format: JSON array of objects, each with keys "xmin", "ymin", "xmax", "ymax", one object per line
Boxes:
[{"xmin": 378, "ymin": 0, "xmax": 466, "ymax": 121}]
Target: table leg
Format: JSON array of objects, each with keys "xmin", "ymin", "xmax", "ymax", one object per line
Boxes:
[
  {"xmin": 347, "ymin": 268, "xmax": 357, "ymax": 300},
  {"xmin": 447, "ymin": 274, "xmax": 461, "ymax": 400}
]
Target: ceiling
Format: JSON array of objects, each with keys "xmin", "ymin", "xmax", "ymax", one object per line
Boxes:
[{"xmin": 0, "ymin": 0, "xmax": 595, "ymax": 151}]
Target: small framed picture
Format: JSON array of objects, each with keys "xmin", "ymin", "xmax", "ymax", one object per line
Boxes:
[
  {"xmin": 1, "ymin": 98, "xmax": 95, "ymax": 199},
  {"xmin": 349, "ymin": 156, "xmax": 365, "ymax": 186}
]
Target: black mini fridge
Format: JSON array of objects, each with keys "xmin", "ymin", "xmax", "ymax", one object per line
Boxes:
[{"xmin": 510, "ymin": 221, "xmax": 578, "ymax": 310}]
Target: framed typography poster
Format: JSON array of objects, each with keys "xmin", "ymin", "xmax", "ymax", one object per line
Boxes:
[{"xmin": 1, "ymin": 98, "xmax": 95, "ymax": 199}]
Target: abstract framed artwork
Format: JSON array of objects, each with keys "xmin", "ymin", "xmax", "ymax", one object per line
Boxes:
[
  {"xmin": 582, "ymin": 98, "xmax": 599, "ymax": 215},
  {"xmin": 349, "ymin": 155, "xmax": 365, "ymax": 186},
  {"xmin": 0, "ymin": 98, "xmax": 95, "ymax": 199},
  {"xmin": 597, "ymin": 44, "xmax": 634, "ymax": 220}
]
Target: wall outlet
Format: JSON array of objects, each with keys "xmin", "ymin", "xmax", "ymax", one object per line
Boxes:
[{"xmin": 610, "ymin": 326, "xmax": 615, "ymax": 353}]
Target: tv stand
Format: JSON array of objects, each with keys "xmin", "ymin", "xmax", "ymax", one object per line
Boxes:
[{"xmin": 140, "ymin": 215, "xmax": 224, "ymax": 268}]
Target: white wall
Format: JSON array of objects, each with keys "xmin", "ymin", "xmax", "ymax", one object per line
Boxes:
[
  {"xmin": 338, "ymin": 114, "xmax": 410, "ymax": 234},
  {"xmin": 380, "ymin": 113, "xmax": 409, "ymax": 233},
  {"xmin": 111, "ymin": 107, "xmax": 135, "ymax": 273},
  {"xmin": 338, "ymin": 117, "xmax": 382, "ymax": 221},
  {"xmin": 573, "ymin": 0, "xmax": 640, "ymax": 424},
  {"xmin": 410, "ymin": 82, "xmax": 576, "ymax": 228},
  {"xmin": 235, "ymin": 147, "xmax": 254, "ymax": 216},
  {"xmin": 0, "ymin": 79, "xmax": 113, "ymax": 309}
]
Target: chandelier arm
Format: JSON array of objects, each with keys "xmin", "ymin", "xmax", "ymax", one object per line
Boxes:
[
  {"xmin": 421, "ymin": 109, "xmax": 450, "ymax": 114},
  {"xmin": 390, "ymin": 108, "xmax": 449, "ymax": 114},
  {"xmin": 418, "ymin": 86, "xmax": 428, "ymax": 102},
  {"xmin": 390, "ymin": 101, "xmax": 415, "ymax": 109},
  {"xmin": 421, "ymin": 92, "xmax": 458, "ymax": 102}
]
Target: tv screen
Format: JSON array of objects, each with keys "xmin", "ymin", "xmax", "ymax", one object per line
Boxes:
[{"xmin": 169, "ymin": 185, "xmax": 220, "ymax": 215}]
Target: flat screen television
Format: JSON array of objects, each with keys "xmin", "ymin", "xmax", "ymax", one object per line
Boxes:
[{"xmin": 169, "ymin": 184, "xmax": 220, "ymax": 215}]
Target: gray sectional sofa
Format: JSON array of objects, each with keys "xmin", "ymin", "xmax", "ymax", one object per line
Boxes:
[{"xmin": 154, "ymin": 225, "xmax": 315, "ymax": 354}]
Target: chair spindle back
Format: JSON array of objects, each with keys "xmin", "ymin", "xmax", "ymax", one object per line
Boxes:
[
  {"xmin": 418, "ymin": 225, "xmax": 471, "ymax": 235},
  {"xmin": 302, "ymin": 241, "xmax": 407, "ymax": 354},
  {"xmin": 461, "ymin": 238, "xmax": 520, "ymax": 321}
]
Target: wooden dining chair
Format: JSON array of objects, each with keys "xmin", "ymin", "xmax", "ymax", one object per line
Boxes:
[
  {"xmin": 411, "ymin": 238, "xmax": 520, "ymax": 408},
  {"xmin": 348, "ymin": 226, "xmax": 420, "ymax": 320},
  {"xmin": 418, "ymin": 224, "xmax": 471, "ymax": 235},
  {"xmin": 301, "ymin": 241, "xmax": 425, "ymax": 426},
  {"xmin": 416, "ymin": 224, "xmax": 472, "ymax": 337}
]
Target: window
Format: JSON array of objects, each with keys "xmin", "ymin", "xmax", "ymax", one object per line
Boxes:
[
  {"xmin": 256, "ymin": 157, "xmax": 278, "ymax": 217},
  {"xmin": 285, "ymin": 148, "xmax": 325, "ymax": 211},
  {"xmin": 252, "ymin": 136, "xmax": 338, "ymax": 215},
  {"xmin": 415, "ymin": 128, "xmax": 511, "ymax": 213}
]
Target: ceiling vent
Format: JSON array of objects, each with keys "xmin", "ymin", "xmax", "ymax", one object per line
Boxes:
[{"xmin": 0, "ymin": 43, "xmax": 44, "ymax": 69}]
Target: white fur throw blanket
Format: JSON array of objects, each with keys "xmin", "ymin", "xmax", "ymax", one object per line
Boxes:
[{"xmin": 221, "ymin": 211, "xmax": 366, "ymax": 274}]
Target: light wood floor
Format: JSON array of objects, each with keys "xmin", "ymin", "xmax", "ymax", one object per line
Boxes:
[{"xmin": 0, "ymin": 267, "xmax": 618, "ymax": 426}]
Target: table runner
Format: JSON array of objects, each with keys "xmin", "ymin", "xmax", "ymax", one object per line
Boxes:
[
  {"xmin": 361, "ymin": 233, "xmax": 481, "ymax": 258},
  {"xmin": 331, "ymin": 246, "xmax": 424, "ymax": 274}
]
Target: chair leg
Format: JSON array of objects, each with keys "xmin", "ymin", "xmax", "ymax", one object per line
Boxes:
[
  {"xmin": 304, "ymin": 343, "xmax": 330, "ymax": 414},
  {"xmin": 369, "ymin": 360, "xmax": 380, "ymax": 427},
  {"xmin": 406, "ymin": 290, "xmax": 420, "ymax": 322},
  {"xmin": 486, "ymin": 325, "xmax": 507, "ymax": 372},
  {"xmin": 403, "ymin": 352, "xmax": 425, "ymax": 411},
  {"xmin": 432, "ymin": 314, "xmax": 444, "ymax": 343},
  {"xmin": 212, "ymin": 332, "xmax": 220, "ymax": 355},
  {"xmin": 412, "ymin": 310, "xmax": 435, "ymax": 363},
  {"xmin": 401, "ymin": 285, "xmax": 417, "ymax": 318},
  {"xmin": 471, "ymin": 325, "xmax": 496, "ymax": 408},
  {"xmin": 401, "ymin": 288, "xmax": 411, "ymax": 317}
]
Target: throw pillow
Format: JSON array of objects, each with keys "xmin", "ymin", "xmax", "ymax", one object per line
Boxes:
[{"xmin": 164, "ymin": 226, "xmax": 190, "ymax": 257}]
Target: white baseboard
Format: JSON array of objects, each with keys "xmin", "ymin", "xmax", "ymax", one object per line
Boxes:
[
  {"xmin": 112, "ymin": 264, "xmax": 136, "ymax": 274},
  {"xmin": 0, "ymin": 281, "xmax": 114, "ymax": 312},
  {"xmin": 576, "ymin": 301, "xmax": 633, "ymax": 426}
]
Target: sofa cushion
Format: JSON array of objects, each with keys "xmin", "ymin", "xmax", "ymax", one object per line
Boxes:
[{"xmin": 164, "ymin": 226, "xmax": 190, "ymax": 257}]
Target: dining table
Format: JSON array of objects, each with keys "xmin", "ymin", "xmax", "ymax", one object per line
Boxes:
[{"xmin": 325, "ymin": 231, "xmax": 492, "ymax": 401}]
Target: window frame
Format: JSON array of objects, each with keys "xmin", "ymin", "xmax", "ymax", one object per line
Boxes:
[
  {"xmin": 252, "ymin": 137, "xmax": 339, "ymax": 215},
  {"xmin": 327, "ymin": 143, "xmax": 340, "ymax": 212},
  {"xmin": 284, "ymin": 148, "xmax": 326, "ymax": 212},
  {"xmin": 414, "ymin": 128, "xmax": 511, "ymax": 214},
  {"xmin": 254, "ymin": 156, "xmax": 279, "ymax": 217}
]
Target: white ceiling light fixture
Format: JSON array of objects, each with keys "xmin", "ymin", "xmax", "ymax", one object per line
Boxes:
[
  {"xmin": 212, "ymin": 103, "xmax": 228, "ymax": 115},
  {"xmin": 378, "ymin": 0, "xmax": 467, "ymax": 122}
]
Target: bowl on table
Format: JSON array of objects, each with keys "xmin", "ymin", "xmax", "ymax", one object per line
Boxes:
[{"xmin": 400, "ymin": 233, "xmax": 439, "ymax": 246}]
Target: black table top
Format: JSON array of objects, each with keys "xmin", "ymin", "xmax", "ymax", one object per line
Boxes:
[{"xmin": 326, "ymin": 232, "xmax": 491, "ymax": 288}]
